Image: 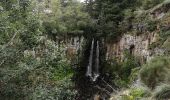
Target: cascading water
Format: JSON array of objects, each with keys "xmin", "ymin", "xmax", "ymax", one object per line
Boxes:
[
  {"xmin": 93, "ymin": 41, "xmax": 100, "ymax": 81},
  {"xmin": 86, "ymin": 39, "xmax": 100, "ymax": 81},
  {"xmin": 86, "ymin": 39, "xmax": 94, "ymax": 77},
  {"xmin": 75, "ymin": 38, "xmax": 114, "ymax": 100}
]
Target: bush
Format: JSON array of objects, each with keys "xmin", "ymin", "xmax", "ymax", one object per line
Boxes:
[
  {"xmin": 111, "ymin": 87, "xmax": 151, "ymax": 100},
  {"xmin": 152, "ymin": 84, "xmax": 170, "ymax": 100},
  {"xmin": 130, "ymin": 87, "xmax": 151, "ymax": 98},
  {"xmin": 140, "ymin": 56, "xmax": 170, "ymax": 89},
  {"xmin": 31, "ymin": 78, "xmax": 76, "ymax": 100},
  {"xmin": 162, "ymin": 37, "xmax": 170, "ymax": 54},
  {"xmin": 121, "ymin": 50, "xmax": 139, "ymax": 82},
  {"xmin": 114, "ymin": 50, "xmax": 140, "ymax": 87},
  {"xmin": 159, "ymin": 30, "xmax": 170, "ymax": 43},
  {"xmin": 129, "ymin": 67, "xmax": 140, "ymax": 84},
  {"xmin": 142, "ymin": 0, "xmax": 165, "ymax": 10},
  {"xmin": 147, "ymin": 20, "xmax": 158, "ymax": 32}
]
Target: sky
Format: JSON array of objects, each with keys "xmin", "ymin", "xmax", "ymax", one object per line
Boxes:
[{"xmin": 79, "ymin": 0, "xmax": 85, "ymax": 2}]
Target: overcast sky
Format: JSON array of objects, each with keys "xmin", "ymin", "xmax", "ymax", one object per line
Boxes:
[{"xmin": 79, "ymin": 0, "xmax": 85, "ymax": 2}]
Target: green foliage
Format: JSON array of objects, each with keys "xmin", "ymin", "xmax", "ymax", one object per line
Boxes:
[
  {"xmin": 130, "ymin": 87, "xmax": 151, "ymax": 98},
  {"xmin": 140, "ymin": 56, "xmax": 170, "ymax": 89},
  {"xmin": 159, "ymin": 30, "xmax": 170, "ymax": 41},
  {"xmin": 121, "ymin": 50, "xmax": 139, "ymax": 82},
  {"xmin": 20, "ymin": 15, "xmax": 42, "ymax": 49},
  {"xmin": 147, "ymin": 20, "xmax": 159, "ymax": 32},
  {"xmin": 114, "ymin": 87, "xmax": 150, "ymax": 100},
  {"xmin": 114, "ymin": 51, "xmax": 140, "ymax": 87},
  {"xmin": 31, "ymin": 79, "xmax": 76, "ymax": 100},
  {"xmin": 162, "ymin": 37, "xmax": 170, "ymax": 54},
  {"xmin": 152, "ymin": 84, "xmax": 170, "ymax": 100},
  {"xmin": 115, "ymin": 79, "xmax": 130, "ymax": 88},
  {"xmin": 52, "ymin": 60, "xmax": 73, "ymax": 80},
  {"xmin": 102, "ymin": 59, "xmax": 124, "ymax": 88},
  {"xmin": 103, "ymin": 58, "xmax": 121, "ymax": 78},
  {"xmin": 85, "ymin": 0, "xmax": 165, "ymax": 40},
  {"xmin": 40, "ymin": 0, "xmax": 91, "ymax": 39},
  {"xmin": 120, "ymin": 95, "xmax": 134, "ymax": 100},
  {"xmin": 129, "ymin": 67, "xmax": 140, "ymax": 83},
  {"xmin": 0, "ymin": 0, "xmax": 76, "ymax": 99},
  {"xmin": 1, "ymin": 0, "xmax": 169, "ymax": 99},
  {"xmin": 149, "ymin": 42, "xmax": 159, "ymax": 50},
  {"xmin": 142, "ymin": 0, "xmax": 165, "ymax": 10}
]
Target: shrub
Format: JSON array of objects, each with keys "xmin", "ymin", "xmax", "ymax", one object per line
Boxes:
[
  {"xmin": 142, "ymin": 0, "xmax": 165, "ymax": 10},
  {"xmin": 159, "ymin": 30, "xmax": 170, "ymax": 42},
  {"xmin": 121, "ymin": 50, "xmax": 139, "ymax": 82},
  {"xmin": 130, "ymin": 87, "xmax": 151, "ymax": 98},
  {"xmin": 114, "ymin": 50, "xmax": 140, "ymax": 87},
  {"xmin": 140, "ymin": 56, "xmax": 170, "ymax": 89},
  {"xmin": 31, "ymin": 78, "xmax": 77, "ymax": 100},
  {"xmin": 152, "ymin": 84, "xmax": 170, "ymax": 100},
  {"xmin": 147, "ymin": 20, "xmax": 159, "ymax": 32},
  {"xmin": 162, "ymin": 37, "xmax": 170, "ymax": 54},
  {"xmin": 111, "ymin": 87, "xmax": 151, "ymax": 100},
  {"xmin": 115, "ymin": 78, "xmax": 130, "ymax": 88},
  {"xmin": 129, "ymin": 67, "xmax": 140, "ymax": 83}
]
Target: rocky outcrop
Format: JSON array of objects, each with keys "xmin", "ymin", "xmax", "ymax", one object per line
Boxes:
[
  {"xmin": 106, "ymin": 1, "xmax": 170, "ymax": 63},
  {"xmin": 150, "ymin": 0, "xmax": 170, "ymax": 20},
  {"xmin": 57, "ymin": 36, "xmax": 84, "ymax": 62},
  {"xmin": 106, "ymin": 32, "xmax": 164, "ymax": 63},
  {"xmin": 59, "ymin": 32, "xmax": 164, "ymax": 64}
]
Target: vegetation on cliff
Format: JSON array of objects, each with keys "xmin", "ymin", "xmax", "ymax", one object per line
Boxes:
[{"xmin": 0, "ymin": 0, "xmax": 170, "ymax": 100}]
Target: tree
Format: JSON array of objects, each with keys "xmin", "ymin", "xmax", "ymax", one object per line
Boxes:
[
  {"xmin": 0, "ymin": 0, "xmax": 76, "ymax": 99},
  {"xmin": 84, "ymin": 0, "xmax": 142, "ymax": 40},
  {"xmin": 140, "ymin": 56, "xmax": 170, "ymax": 89},
  {"xmin": 40, "ymin": 0, "xmax": 91, "ymax": 40}
]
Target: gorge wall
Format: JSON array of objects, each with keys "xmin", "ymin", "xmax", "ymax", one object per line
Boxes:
[
  {"xmin": 106, "ymin": 32, "xmax": 164, "ymax": 63},
  {"xmin": 61, "ymin": 33, "xmax": 162, "ymax": 66},
  {"xmin": 60, "ymin": 1, "xmax": 170, "ymax": 65},
  {"xmin": 106, "ymin": 1, "xmax": 170, "ymax": 63}
]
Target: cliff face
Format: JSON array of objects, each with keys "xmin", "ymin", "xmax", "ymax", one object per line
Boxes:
[
  {"xmin": 106, "ymin": 32, "xmax": 165, "ymax": 63},
  {"xmin": 106, "ymin": 1, "xmax": 170, "ymax": 63},
  {"xmin": 57, "ymin": 36, "xmax": 84, "ymax": 63},
  {"xmin": 63, "ymin": 33, "xmax": 161, "ymax": 63},
  {"xmin": 107, "ymin": 33, "xmax": 150, "ymax": 62},
  {"xmin": 61, "ymin": 1, "xmax": 170, "ymax": 64}
]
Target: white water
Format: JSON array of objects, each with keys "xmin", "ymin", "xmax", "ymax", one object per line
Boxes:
[
  {"xmin": 93, "ymin": 41, "xmax": 100, "ymax": 81},
  {"xmin": 86, "ymin": 39, "xmax": 94, "ymax": 77},
  {"xmin": 86, "ymin": 39, "xmax": 100, "ymax": 82}
]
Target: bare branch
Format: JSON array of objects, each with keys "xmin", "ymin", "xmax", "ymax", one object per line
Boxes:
[{"xmin": 101, "ymin": 78, "xmax": 118, "ymax": 94}]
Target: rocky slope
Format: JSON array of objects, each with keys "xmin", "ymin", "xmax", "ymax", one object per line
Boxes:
[{"xmin": 106, "ymin": 1, "xmax": 170, "ymax": 63}]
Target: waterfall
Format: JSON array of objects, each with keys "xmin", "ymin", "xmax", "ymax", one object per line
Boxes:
[
  {"xmin": 86, "ymin": 39, "xmax": 94, "ymax": 77},
  {"xmin": 93, "ymin": 41, "xmax": 100, "ymax": 81},
  {"xmin": 86, "ymin": 39, "xmax": 100, "ymax": 82}
]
